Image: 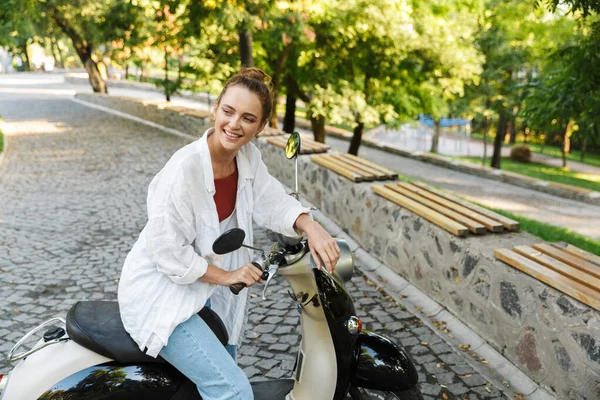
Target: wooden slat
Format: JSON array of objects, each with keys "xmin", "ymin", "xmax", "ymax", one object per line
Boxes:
[
  {"xmin": 312, "ymin": 155, "xmax": 362, "ymax": 182},
  {"xmin": 513, "ymin": 245, "xmax": 600, "ymax": 291},
  {"xmin": 266, "ymin": 137, "xmax": 287, "ymax": 150},
  {"xmin": 396, "ymin": 182, "xmax": 503, "ymax": 233},
  {"xmin": 372, "ymin": 185, "xmax": 469, "ymax": 237},
  {"xmin": 385, "ymin": 184, "xmax": 486, "ymax": 234},
  {"xmin": 495, "ymin": 248, "xmax": 600, "ymax": 311},
  {"xmin": 412, "ymin": 181, "xmax": 520, "ymax": 231},
  {"xmin": 532, "ymin": 243, "xmax": 600, "ymax": 280},
  {"xmin": 552, "ymin": 242, "xmax": 600, "ymax": 267},
  {"xmin": 321, "ymin": 155, "xmax": 377, "ymax": 181},
  {"xmin": 330, "ymin": 155, "xmax": 389, "ymax": 179},
  {"xmin": 339, "ymin": 153, "xmax": 397, "ymax": 178}
]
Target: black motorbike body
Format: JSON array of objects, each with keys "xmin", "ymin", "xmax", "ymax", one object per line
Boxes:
[{"xmin": 39, "ymin": 269, "xmax": 418, "ymax": 400}]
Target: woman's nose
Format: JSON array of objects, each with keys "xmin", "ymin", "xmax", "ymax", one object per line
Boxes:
[{"xmin": 228, "ymin": 116, "xmax": 242, "ymax": 129}]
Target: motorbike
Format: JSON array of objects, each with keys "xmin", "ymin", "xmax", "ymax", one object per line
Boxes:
[{"xmin": 0, "ymin": 132, "xmax": 422, "ymax": 400}]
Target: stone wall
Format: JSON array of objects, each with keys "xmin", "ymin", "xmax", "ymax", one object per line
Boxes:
[
  {"xmin": 72, "ymin": 93, "xmax": 600, "ymax": 399},
  {"xmin": 75, "ymin": 93, "xmax": 211, "ymax": 138},
  {"xmin": 257, "ymin": 139, "xmax": 600, "ymax": 400}
]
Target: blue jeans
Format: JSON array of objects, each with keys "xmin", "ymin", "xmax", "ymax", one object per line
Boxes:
[{"xmin": 159, "ymin": 305, "xmax": 251, "ymax": 400}]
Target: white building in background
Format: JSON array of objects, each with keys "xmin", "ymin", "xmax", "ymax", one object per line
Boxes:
[{"xmin": 0, "ymin": 48, "xmax": 15, "ymax": 73}]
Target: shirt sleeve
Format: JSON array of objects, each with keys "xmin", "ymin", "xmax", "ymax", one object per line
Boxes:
[
  {"xmin": 143, "ymin": 167, "xmax": 209, "ymax": 285},
  {"xmin": 251, "ymin": 151, "xmax": 312, "ymax": 237}
]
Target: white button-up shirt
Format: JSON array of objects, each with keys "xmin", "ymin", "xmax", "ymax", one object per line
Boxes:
[{"xmin": 118, "ymin": 129, "xmax": 310, "ymax": 357}]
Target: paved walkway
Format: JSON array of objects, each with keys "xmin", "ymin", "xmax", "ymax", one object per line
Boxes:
[{"xmin": 0, "ymin": 74, "xmax": 510, "ymax": 398}]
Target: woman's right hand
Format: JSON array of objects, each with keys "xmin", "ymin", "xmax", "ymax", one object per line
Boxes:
[{"xmin": 225, "ymin": 263, "xmax": 263, "ymax": 288}]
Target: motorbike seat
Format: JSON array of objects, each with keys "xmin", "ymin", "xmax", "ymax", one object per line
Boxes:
[{"xmin": 66, "ymin": 301, "xmax": 229, "ymax": 364}]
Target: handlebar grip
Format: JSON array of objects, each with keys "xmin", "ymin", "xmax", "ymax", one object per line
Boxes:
[
  {"xmin": 230, "ymin": 262, "xmax": 265, "ymax": 295},
  {"xmin": 230, "ymin": 283, "xmax": 246, "ymax": 295}
]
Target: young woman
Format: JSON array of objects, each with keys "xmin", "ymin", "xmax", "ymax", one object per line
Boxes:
[{"xmin": 118, "ymin": 68, "xmax": 340, "ymax": 400}]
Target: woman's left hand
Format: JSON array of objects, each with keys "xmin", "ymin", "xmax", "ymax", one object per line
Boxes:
[{"xmin": 296, "ymin": 215, "xmax": 340, "ymax": 273}]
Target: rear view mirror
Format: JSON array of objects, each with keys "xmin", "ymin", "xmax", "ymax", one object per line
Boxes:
[
  {"xmin": 285, "ymin": 132, "xmax": 301, "ymax": 159},
  {"xmin": 212, "ymin": 228, "xmax": 246, "ymax": 255}
]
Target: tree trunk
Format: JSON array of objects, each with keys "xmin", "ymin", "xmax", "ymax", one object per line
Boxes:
[
  {"xmin": 164, "ymin": 49, "xmax": 170, "ymax": 102},
  {"xmin": 310, "ymin": 115, "xmax": 326, "ymax": 143},
  {"xmin": 580, "ymin": 134, "xmax": 588, "ymax": 162},
  {"xmin": 125, "ymin": 64, "xmax": 129, "ymax": 80},
  {"xmin": 509, "ymin": 117, "xmax": 517, "ymax": 144},
  {"xmin": 348, "ymin": 114, "xmax": 364, "ymax": 155},
  {"xmin": 50, "ymin": 37, "xmax": 64, "ymax": 68},
  {"xmin": 482, "ymin": 115, "xmax": 490, "ymax": 166},
  {"xmin": 283, "ymin": 88, "xmax": 297, "ymax": 133},
  {"xmin": 491, "ymin": 114, "xmax": 507, "ymax": 169},
  {"xmin": 269, "ymin": 47, "xmax": 290, "ymax": 128},
  {"xmin": 49, "ymin": 8, "xmax": 107, "ymax": 93},
  {"xmin": 239, "ymin": 30, "xmax": 254, "ymax": 67},
  {"xmin": 20, "ymin": 42, "xmax": 31, "ymax": 71},
  {"xmin": 562, "ymin": 120, "xmax": 573, "ymax": 168},
  {"xmin": 430, "ymin": 120, "xmax": 441, "ymax": 153}
]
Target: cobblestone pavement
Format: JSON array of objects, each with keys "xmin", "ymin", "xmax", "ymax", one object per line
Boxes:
[{"xmin": 1, "ymin": 82, "xmax": 507, "ymax": 398}]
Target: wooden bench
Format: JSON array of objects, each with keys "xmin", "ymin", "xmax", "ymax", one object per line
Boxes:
[
  {"xmin": 311, "ymin": 153, "xmax": 397, "ymax": 182},
  {"xmin": 259, "ymin": 127, "xmax": 286, "ymax": 137},
  {"xmin": 266, "ymin": 134, "xmax": 329, "ymax": 154},
  {"xmin": 372, "ymin": 181, "xmax": 519, "ymax": 237},
  {"xmin": 495, "ymin": 243, "xmax": 600, "ymax": 311},
  {"xmin": 160, "ymin": 105, "xmax": 211, "ymax": 119}
]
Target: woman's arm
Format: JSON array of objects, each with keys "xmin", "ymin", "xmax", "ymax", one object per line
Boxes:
[{"xmin": 294, "ymin": 214, "xmax": 340, "ymax": 274}]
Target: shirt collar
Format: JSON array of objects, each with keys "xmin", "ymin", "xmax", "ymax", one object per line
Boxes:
[{"xmin": 198, "ymin": 128, "xmax": 254, "ymax": 195}]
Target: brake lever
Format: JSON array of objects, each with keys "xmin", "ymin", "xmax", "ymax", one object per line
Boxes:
[{"xmin": 262, "ymin": 265, "xmax": 279, "ymax": 300}]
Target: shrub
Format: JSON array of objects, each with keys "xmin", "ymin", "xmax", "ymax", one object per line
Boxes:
[{"xmin": 510, "ymin": 144, "xmax": 532, "ymax": 163}]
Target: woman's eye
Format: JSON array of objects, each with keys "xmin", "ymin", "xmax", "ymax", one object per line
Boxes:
[
  {"xmin": 244, "ymin": 117, "xmax": 255, "ymax": 123},
  {"xmin": 223, "ymin": 109, "xmax": 233, "ymax": 115}
]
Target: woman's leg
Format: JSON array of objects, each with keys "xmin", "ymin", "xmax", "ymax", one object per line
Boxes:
[{"xmin": 159, "ymin": 314, "xmax": 253, "ymax": 400}]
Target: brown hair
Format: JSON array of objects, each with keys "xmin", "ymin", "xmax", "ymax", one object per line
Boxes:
[{"xmin": 215, "ymin": 67, "xmax": 273, "ymax": 123}]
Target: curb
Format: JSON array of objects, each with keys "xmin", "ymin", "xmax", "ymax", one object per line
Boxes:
[{"xmin": 73, "ymin": 94, "xmax": 556, "ymax": 399}]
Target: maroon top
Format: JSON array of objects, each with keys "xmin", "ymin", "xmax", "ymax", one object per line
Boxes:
[{"xmin": 214, "ymin": 167, "xmax": 238, "ymax": 222}]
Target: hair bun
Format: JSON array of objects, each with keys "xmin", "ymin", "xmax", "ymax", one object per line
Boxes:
[{"xmin": 239, "ymin": 67, "xmax": 271, "ymax": 84}]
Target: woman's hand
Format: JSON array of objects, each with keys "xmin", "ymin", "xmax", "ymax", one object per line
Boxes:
[
  {"xmin": 225, "ymin": 263, "xmax": 263, "ymax": 288},
  {"xmin": 295, "ymin": 215, "xmax": 340, "ymax": 274},
  {"xmin": 200, "ymin": 264, "xmax": 263, "ymax": 288}
]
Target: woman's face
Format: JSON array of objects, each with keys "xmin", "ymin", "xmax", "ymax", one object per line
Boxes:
[{"xmin": 212, "ymin": 85, "xmax": 266, "ymax": 154}]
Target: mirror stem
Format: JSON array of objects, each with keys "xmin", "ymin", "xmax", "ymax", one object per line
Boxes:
[
  {"xmin": 241, "ymin": 244, "xmax": 265, "ymax": 253},
  {"xmin": 294, "ymin": 156, "xmax": 299, "ymax": 197}
]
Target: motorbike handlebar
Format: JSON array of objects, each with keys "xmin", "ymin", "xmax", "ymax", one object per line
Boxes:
[{"xmin": 229, "ymin": 261, "xmax": 265, "ymax": 295}]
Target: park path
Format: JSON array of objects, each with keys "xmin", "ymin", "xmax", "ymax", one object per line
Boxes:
[{"xmin": 0, "ymin": 73, "xmax": 509, "ymax": 399}]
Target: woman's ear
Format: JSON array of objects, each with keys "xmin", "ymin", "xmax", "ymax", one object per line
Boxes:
[
  {"xmin": 256, "ymin": 120, "xmax": 268, "ymax": 137},
  {"xmin": 211, "ymin": 104, "xmax": 217, "ymax": 121}
]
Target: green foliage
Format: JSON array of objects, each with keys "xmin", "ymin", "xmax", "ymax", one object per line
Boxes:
[
  {"xmin": 481, "ymin": 204, "xmax": 600, "ymax": 256},
  {"xmin": 457, "ymin": 156, "xmax": 600, "ymax": 191}
]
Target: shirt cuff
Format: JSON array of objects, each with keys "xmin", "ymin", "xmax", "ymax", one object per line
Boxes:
[
  {"xmin": 168, "ymin": 254, "xmax": 208, "ymax": 285},
  {"xmin": 281, "ymin": 206, "xmax": 313, "ymax": 238}
]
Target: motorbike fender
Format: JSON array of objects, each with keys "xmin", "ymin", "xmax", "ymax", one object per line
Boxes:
[{"xmin": 352, "ymin": 331, "xmax": 418, "ymax": 391}]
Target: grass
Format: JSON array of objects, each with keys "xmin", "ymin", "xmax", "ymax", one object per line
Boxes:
[
  {"xmin": 455, "ymin": 156, "xmax": 600, "ymax": 192},
  {"xmin": 469, "ymin": 131, "xmax": 600, "ymax": 168},
  {"xmin": 477, "ymin": 204, "xmax": 600, "ymax": 256}
]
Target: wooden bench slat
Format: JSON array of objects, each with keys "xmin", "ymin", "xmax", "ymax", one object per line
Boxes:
[
  {"xmin": 312, "ymin": 155, "xmax": 362, "ymax": 182},
  {"xmin": 321, "ymin": 155, "xmax": 377, "ymax": 181},
  {"xmin": 532, "ymin": 243, "xmax": 600, "ymax": 280},
  {"xmin": 339, "ymin": 153, "xmax": 397, "ymax": 178},
  {"xmin": 396, "ymin": 182, "xmax": 503, "ymax": 233},
  {"xmin": 330, "ymin": 155, "xmax": 389, "ymax": 180},
  {"xmin": 372, "ymin": 185, "xmax": 469, "ymax": 237},
  {"xmin": 551, "ymin": 242, "xmax": 600, "ymax": 267},
  {"xmin": 266, "ymin": 137, "xmax": 287, "ymax": 150},
  {"xmin": 514, "ymin": 245, "xmax": 600, "ymax": 291},
  {"xmin": 495, "ymin": 248, "xmax": 600, "ymax": 311},
  {"xmin": 385, "ymin": 183, "xmax": 486, "ymax": 234},
  {"xmin": 412, "ymin": 182, "xmax": 520, "ymax": 231}
]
